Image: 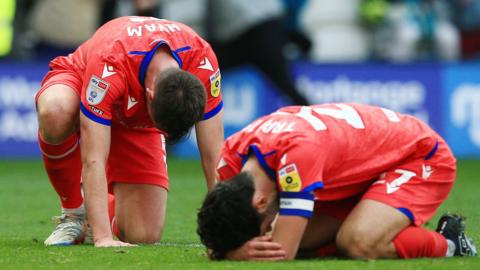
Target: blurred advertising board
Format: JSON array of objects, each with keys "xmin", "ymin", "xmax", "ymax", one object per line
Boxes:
[
  {"xmin": 443, "ymin": 63, "xmax": 480, "ymax": 157},
  {"xmin": 291, "ymin": 63, "xmax": 443, "ymax": 133},
  {"xmin": 0, "ymin": 62, "xmax": 45, "ymax": 158},
  {"xmin": 175, "ymin": 63, "xmax": 445, "ymax": 158},
  {"xmin": 0, "ymin": 61, "xmax": 479, "ymax": 158}
]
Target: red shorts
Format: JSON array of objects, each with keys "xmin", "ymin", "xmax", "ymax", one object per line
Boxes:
[
  {"xmin": 107, "ymin": 123, "xmax": 168, "ymax": 192},
  {"xmin": 35, "ymin": 69, "xmax": 83, "ymax": 105},
  {"xmin": 315, "ymin": 139, "xmax": 456, "ymax": 226},
  {"xmin": 36, "ymin": 69, "xmax": 169, "ymax": 190}
]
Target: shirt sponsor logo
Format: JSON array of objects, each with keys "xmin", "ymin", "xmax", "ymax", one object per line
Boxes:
[
  {"xmin": 210, "ymin": 69, "xmax": 221, "ymax": 98},
  {"xmin": 87, "ymin": 75, "xmax": 109, "ymax": 105},
  {"xmin": 279, "ymin": 163, "xmax": 302, "ymax": 192}
]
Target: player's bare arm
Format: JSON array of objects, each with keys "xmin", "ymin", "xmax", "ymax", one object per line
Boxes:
[
  {"xmin": 222, "ymin": 155, "xmax": 292, "ymax": 260},
  {"xmin": 79, "ymin": 113, "xmax": 135, "ymax": 247},
  {"xmin": 195, "ymin": 109, "xmax": 224, "ymax": 190},
  {"xmin": 271, "ymin": 215, "xmax": 309, "ymax": 260}
]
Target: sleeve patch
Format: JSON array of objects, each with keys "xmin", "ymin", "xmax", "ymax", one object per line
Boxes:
[
  {"xmin": 209, "ymin": 69, "xmax": 221, "ymax": 98},
  {"xmin": 86, "ymin": 75, "xmax": 110, "ymax": 105},
  {"xmin": 279, "ymin": 163, "xmax": 302, "ymax": 192}
]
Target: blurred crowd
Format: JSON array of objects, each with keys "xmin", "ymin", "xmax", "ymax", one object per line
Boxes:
[
  {"xmin": 2, "ymin": 0, "xmax": 479, "ymax": 105},
  {"xmin": 1, "ymin": 0, "xmax": 480, "ymax": 63}
]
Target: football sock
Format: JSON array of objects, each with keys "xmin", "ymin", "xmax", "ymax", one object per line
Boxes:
[
  {"xmin": 39, "ymin": 132, "xmax": 83, "ymax": 209},
  {"xmin": 393, "ymin": 226, "xmax": 448, "ymax": 258},
  {"xmin": 62, "ymin": 203, "xmax": 85, "ymax": 217},
  {"xmin": 108, "ymin": 194, "xmax": 119, "ymax": 237}
]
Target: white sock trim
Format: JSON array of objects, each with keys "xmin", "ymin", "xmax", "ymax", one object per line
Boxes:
[
  {"xmin": 62, "ymin": 203, "xmax": 85, "ymax": 216},
  {"xmin": 445, "ymin": 239, "xmax": 456, "ymax": 257},
  {"xmin": 41, "ymin": 140, "xmax": 79, "ymax": 159}
]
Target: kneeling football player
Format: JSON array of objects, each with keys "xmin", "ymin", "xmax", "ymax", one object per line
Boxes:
[{"xmin": 197, "ymin": 103, "xmax": 477, "ymax": 260}]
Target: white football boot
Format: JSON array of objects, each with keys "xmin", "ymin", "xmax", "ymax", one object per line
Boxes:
[{"xmin": 44, "ymin": 213, "xmax": 87, "ymax": 246}]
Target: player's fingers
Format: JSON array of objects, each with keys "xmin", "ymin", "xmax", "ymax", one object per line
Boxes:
[
  {"xmin": 252, "ymin": 235, "xmax": 273, "ymax": 242},
  {"xmin": 120, "ymin": 242, "xmax": 137, "ymax": 247},
  {"xmin": 250, "ymin": 249, "xmax": 286, "ymax": 259},
  {"xmin": 250, "ymin": 241, "xmax": 283, "ymax": 251}
]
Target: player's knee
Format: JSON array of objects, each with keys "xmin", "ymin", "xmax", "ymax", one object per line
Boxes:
[
  {"xmin": 119, "ymin": 224, "xmax": 164, "ymax": 244},
  {"xmin": 124, "ymin": 231, "xmax": 162, "ymax": 244},
  {"xmin": 336, "ymin": 227, "xmax": 380, "ymax": 259},
  {"xmin": 37, "ymin": 103, "xmax": 77, "ymax": 144}
]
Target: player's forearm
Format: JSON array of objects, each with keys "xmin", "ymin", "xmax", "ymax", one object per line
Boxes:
[
  {"xmin": 272, "ymin": 216, "xmax": 309, "ymax": 260},
  {"xmin": 195, "ymin": 112, "xmax": 224, "ymax": 190},
  {"xmin": 82, "ymin": 160, "xmax": 112, "ymax": 242},
  {"xmin": 200, "ymin": 155, "xmax": 217, "ymax": 190}
]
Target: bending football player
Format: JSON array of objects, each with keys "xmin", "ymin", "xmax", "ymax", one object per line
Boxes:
[
  {"xmin": 36, "ymin": 16, "xmax": 224, "ymax": 247},
  {"xmin": 197, "ymin": 103, "xmax": 477, "ymax": 260}
]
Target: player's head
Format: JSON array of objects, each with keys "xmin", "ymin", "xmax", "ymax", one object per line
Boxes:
[
  {"xmin": 148, "ymin": 68, "xmax": 206, "ymax": 143},
  {"xmin": 197, "ymin": 172, "xmax": 278, "ymax": 260}
]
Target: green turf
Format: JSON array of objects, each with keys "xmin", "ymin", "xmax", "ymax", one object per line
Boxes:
[{"xmin": 0, "ymin": 159, "xmax": 479, "ymax": 269}]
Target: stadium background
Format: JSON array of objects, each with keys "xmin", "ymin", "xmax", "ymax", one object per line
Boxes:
[
  {"xmin": 0, "ymin": 0, "xmax": 479, "ymax": 268},
  {"xmin": 1, "ymin": 0, "xmax": 480, "ymax": 159}
]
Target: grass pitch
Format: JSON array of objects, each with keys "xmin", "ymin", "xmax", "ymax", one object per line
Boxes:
[{"xmin": 0, "ymin": 159, "xmax": 479, "ymax": 269}]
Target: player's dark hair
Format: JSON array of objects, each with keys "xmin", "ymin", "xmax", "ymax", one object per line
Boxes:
[
  {"xmin": 151, "ymin": 68, "xmax": 206, "ymax": 144},
  {"xmin": 197, "ymin": 172, "xmax": 262, "ymax": 260}
]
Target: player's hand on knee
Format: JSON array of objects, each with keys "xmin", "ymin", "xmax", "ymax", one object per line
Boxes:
[
  {"xmin": 226, "ymin": 235, "xmax": 286, "ymax": 261},
  {"xmin": 94, "ymin": 237, "xmax": 137, "ymax": 248}
]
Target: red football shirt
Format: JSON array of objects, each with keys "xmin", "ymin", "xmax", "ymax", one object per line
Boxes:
[
  {"xmin": 216, "ymin": 103, "xmax": 441, "ymax": 217},
  {"xmin": 49, "ymin": 16, "xmax": 222, "ymax": 128}
]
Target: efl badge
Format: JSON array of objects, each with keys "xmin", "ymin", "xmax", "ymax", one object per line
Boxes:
[
  {"xmin": 86, "ymin": 75, "xmax": 109, "ymax": 105},
  {"xmin": 279, "ymin": 164, "xmax": 302, "ymax": 192},
  {"xmin": 209, "ymin": 69, "xmax": 221, "ymax": 98}
]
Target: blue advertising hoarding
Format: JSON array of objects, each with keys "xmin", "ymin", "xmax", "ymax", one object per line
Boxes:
[
  {"xmin": 291, "ymin": 62, "xmax": 443, "ymax": 133},
  {"xmin": 443, "ymin": 63, "xmax": 480, "ymax": 157},
  {"xmin": 0, "ymin": 61, "xmax": 478, "ymax": 158},
  {"xmin": 0, "ymin": 62, "xmax": 46, "ymax": 158}
]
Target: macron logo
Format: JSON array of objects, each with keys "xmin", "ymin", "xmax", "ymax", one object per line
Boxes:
[
  {"xmin": 127, "ymin": 96, "xmax": 138, "ymax": 110},
  {"xmin": 102, "ymin": 64, "xmax": 116, "ymax": 79},
  {"xmin": 198, "ymin": 57, "xmax": 213, "ymax": 71},
  {"xmin": 216, "ymin": 158, "xmax": 227, "ymax": 169}
]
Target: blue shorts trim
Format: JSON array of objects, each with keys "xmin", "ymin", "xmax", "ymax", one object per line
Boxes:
[
  {"xmin": 397, "ymin": 207, "xmax": 415, "ymax": 223},
  {"xmin": 425, "ymin": 141, "xmax": 439, "ymax": 160}
]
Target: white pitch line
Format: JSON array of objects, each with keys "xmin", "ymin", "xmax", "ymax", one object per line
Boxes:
[{"xmin": 155, "ymin": 242, "xmax": 204, "ymax": 248}]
